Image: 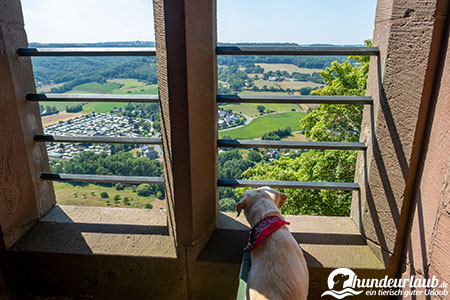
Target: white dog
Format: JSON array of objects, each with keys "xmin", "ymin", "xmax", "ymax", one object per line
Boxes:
[{"xmin": 236, "ymin": 187, "xmax": 309, "ymax": 300}]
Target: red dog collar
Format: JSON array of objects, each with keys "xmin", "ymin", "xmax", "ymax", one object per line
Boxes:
[{"xmin": 247, "ymin": 215, "xmax": 290, "ymax": 251}]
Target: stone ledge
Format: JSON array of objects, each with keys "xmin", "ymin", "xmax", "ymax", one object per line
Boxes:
[
  {"xmin": 9, "ymin": 205, "xmax": 176, "ymax": 258},
  {"xmin": 198, "ymin": 213, "xmax": 385, "ymax": 270}
]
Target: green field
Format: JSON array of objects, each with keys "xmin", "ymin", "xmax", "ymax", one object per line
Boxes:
[
  {"xmin": 72, "ymin": 82, "xmax": 122, "ymax": 93},
  {"xmin": 53, "ymin": 182, "xmax": 166, "ymax": 209},
  {"xmin": 81, "ymin": 102, "xmax": 128, "ymax": 113},
  {"xmin": 221, "ymin": 102, "xmax": 303, "ymax": 117},
  {"xmin": 40, "ymin": 101, "xmax": 81, "ymax": 111},
  {"xmin": 67, "ymin": 78, "xmax": 158, "ymax": 96},
  {"xmin": 219, "ymin": 111, "xmax": 306, "ymax": 139},
  {"xmin": 109, "ymin": 79, "xmax": 158, "ymax": 95},
  {"xmin": 42, "ymin": 79, "xmax": 158, "ymax": 115}
]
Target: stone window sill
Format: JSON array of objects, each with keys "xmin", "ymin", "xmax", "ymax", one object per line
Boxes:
[
  {"xmin": 10, "ymin": 205, "xmax": 176, "ymax": 258},
  {"xmin": 198, "ymin": 212, "xmax": 385, "ymax": 270},
  {"xmin": 10, "ymin": 205, "xmax": 384, "ymax": 271}
]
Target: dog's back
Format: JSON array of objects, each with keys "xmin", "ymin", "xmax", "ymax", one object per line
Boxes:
[{"xmin": 247, "ymin": 226, "xmax": 309, "ymax": 300}]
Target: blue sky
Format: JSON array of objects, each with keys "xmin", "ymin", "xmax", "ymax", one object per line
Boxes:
[{"xmin": 21, "ymin": 0, "xmax": 377, "ymax": 45}]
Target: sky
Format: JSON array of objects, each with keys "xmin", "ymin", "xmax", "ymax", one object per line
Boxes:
[{"xmin": 21, "ymin": 0, "xmax": 377, "ymax": 45}]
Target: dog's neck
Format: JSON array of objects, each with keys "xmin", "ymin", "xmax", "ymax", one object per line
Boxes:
[{"xmin": 246, "ymin": 200, "xmax": 284, "ymax": 227}]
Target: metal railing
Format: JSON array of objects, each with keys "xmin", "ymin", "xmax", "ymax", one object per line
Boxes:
[
  {"xmin": 18, "ymin": 47, "xmax": 164, "ymax": 186},
  {"xmin": 17, "ymin": 47, "xmax": 156, "ymax": 56},
  {"xmin": 216, "ymin": 45, "xmax": 379, "ymax": 191},
  {"xmin": 19, "ymin": 45, "xmax": 379, "ymax": 192},
  {"xmin": 26, "ymin": 93, "xmax": 160, "ymax": 103}
]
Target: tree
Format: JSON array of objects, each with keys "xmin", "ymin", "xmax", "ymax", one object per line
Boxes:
[
  {"xmin": 115, "ymin": 183, "xmax": 124, "ymax": 190},
  {"xmin": 123, "ymin": 197, "xmax": 130, "ymax": 205},
  {"xmin": 136, "ymin": 184, "xmax": 152, "ymax": 196},
  {"xmin": 239, "ymin": 40, "xmax": 372, "ymax": 216},
  {"xmin": 247, "ymin": 150, "xmax": 262, "ymax": 163},
  {"xmin": 257, "ymin": 105, "xmax": 265, "ymax": 114},
  {"xmin": 219, "ymin": 198, "xmax": 237, "ymax": 212},
  {"xmin": 100, "ymin": 192, "xmax": 109, "ymax": 199}
]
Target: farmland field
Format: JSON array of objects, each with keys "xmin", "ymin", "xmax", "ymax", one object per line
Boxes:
[
  {"xmin": 218, "ymin": 111, "xmax": 306, "ymax": 139},
  {"xmin": 36, "ymin": 82, "xmax": 65, "ymax": 93},
  {"xmin": 41, "ymin": 111, "xmax": 86, "ymax": 126},
  {"xmin": 41, "ymin": 79, "xmax": 159, "ymax": 116},
  {"xmin": 220, "ymin": 102, "xmax": 303, "ymax": 117},
  {"xmin": 53, "ymin": 182, "xmax": 166, "ymax": 210},
  {"xmin": 40, "ymin": 101, "xmax": 82, "ymax": 111},
  {"xmin": 254, "ymin": 79, "xmax": 323, "ymax": 90},
  {"xmin": 72, "ymin": 82, "xmax": 122, "ymax": 93},
  {"xmin": 282, "ymin": 130, "xmax": 307, "ymax": 141},
  {"xmin": 81, "ymin": 102, "xmax": 128, "ymax": 113},
  {"xmin": 256, "ymin": 63, "xmax": 323, "ymax": 74},
  {"xmin": 109, "ymin": 79, "xmax": 158, "ymax": 94}
]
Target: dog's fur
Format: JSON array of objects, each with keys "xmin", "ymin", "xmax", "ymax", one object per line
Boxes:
[{"xmin": 236, "ymin": 187, "xmax": 309, "ymax": 300}]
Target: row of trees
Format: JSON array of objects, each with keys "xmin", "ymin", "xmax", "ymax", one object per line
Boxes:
[
  {"xmin": 66, "ymin": 104, "xmax": 83, "ymax": 113},
  {"xmin": 262, "ymin": 70, "xmax": 323, "ymax": 84},
  {"xmin": 50, "ymin": 150, "xmax": 164, "ymax": 198},
  {"xmin": 39, "ymin": 105, "xmax": 59, "ymax": 116},
  {"xmin": 261, "ymin": 127, "xmax": 292, "ymax": 140},
  {"xmin": 218, "ymin": 53, "xmax": 343, "ymax": 69}
]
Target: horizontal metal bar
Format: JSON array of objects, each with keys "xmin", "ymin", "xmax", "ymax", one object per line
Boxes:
[
  {"xmin": 17, "ymin": 47, "xmax": 156, "ymax": 57},
  {"xmin": 217, "ymin": 94, "xmax": 372, "ymax": 105},
  {"xmin": 216, "ymin": 46, "xmax": 379, "ymax": 56},
  {"xmin": 217, "ymin": 179, "xmax": 359, "ymax": 191},
  {"xmin": 41, "ymin": 173, "xmax": 164, "ymax": 184},
  {"xmin": 27, "ymin": 93, "xmax": 160, "ymax": 103},
  {"xmin": 218, "ymin": 139, "xmax": 366, "ymax": 151},
  {"xmin": 35, "ymin": 135, "xmax": 162, "ymax": 145}
]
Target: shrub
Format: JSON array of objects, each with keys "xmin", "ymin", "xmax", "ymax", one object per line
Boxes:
[
  {"xmin": 113, "ymin": 194, "xmax": 121, "ymax": 201},
  {"xmin": 100, "ymin": 192, "xmax": 109, "ymax": 198},
  {"xmin": 144, "ymin": 203, "xmax": 153, "ymax": 209},
  {"xmin": 123, "ymin": 197, "xmax": 130, "ymax": 205},
  {"xmin": 219, "ymin": 198, "xmax": 237, "ymax": 212},
  {"xmin": 115, "ymin": 183, "xmax": 124, "ymax": 190},
  {"xmin": 136, "ymin": 184, "xmax": 152, "ymax": 196}
]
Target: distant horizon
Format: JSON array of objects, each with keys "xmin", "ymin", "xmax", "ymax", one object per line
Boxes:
[
  {"xmin": 28, "ymin": 40, "xmax": 366, "ymax": 46},
  {"xmin": 21, "ymin": 0, "xmax": 376, "ymax": 45}
]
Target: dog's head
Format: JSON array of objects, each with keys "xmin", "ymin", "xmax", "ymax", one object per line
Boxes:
[{"xmin": 236, "ymin": 187, "xmax": 287, "ymax": 220}]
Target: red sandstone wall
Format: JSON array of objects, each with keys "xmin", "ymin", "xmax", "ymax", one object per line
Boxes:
[{"xmin": 402, "ymin": 15, "xmax": 450, "ymax": 299}]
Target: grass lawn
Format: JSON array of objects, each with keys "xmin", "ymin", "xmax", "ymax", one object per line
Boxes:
[
  {"xmin": 220, "ymin": 103, "xmax": 303, "ymax": 117},
  {"xmin": 109, "ymin": 79, "xmax": 158, "ymax": 95},
  {"xmin": 53, "ymin": 182, "xmax": 166, "ymax": 210},
  {"xmin": 282, "ymin": 130, "xmax": 307, "ymax": 141},
  {"xmin": 82, "ymin": 102, "xmax": 128, "ymax": 113},
  {"xmin": 72, "ymin": 82, "xmax": 122, "ymax": 93},
  {"xmin": 219, "ymin": 111, "xmax": 306, "ymax": 139}
]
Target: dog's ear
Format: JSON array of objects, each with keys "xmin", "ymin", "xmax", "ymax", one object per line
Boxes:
[
  {"xmin": 236, "ymin": 192, "xmax": 249, "ymax": 217},
  {"xmin": 236, "ymin": 200, "xmax": 246, "ymax": 217},
  {"xmin": 279, "ymin": 192, "xmax": 288, "ymax": 208}
]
